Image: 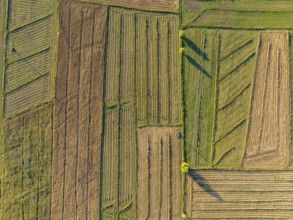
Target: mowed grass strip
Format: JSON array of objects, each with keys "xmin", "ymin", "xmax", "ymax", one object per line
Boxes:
[
  {"xmin": 102, "ymin": 108, "xmax": 119, "ymax": 214},
  {"xmin": 136, "ymin": 15, "xmax": 148, "ymax": 124},
  {"xmin": 183, "ymin": 29, "xmax": 217, "ymax": 167},
  {"xmin": 148, "ymin": 17, "xmax": 159, "ymax": 124},
  {"xmin": 158, "ymin": 18, "xmax": 169, "ymax": 125},
  {"xmin": 183, "ymin": 28, "xmax": 202, "ymax": 167},
  {"xmin": 135, "ymin": 12, "xmax": 181, "ymax": 126},
  {"xmin": 105, "ymin": 9, "xmax": 120, "ymax": 103},
  {"xmin": 190, "ymin": 10, "xmax": 293, "ymax": 29},
  {"xmin": 169, "ymin": 17, "xmax": 182, "ymax": 124},
  {"xmin": 119, "ymin": 105, "xmax": 135, "ymax": 206},
  {"xmin": 120, "ymin": 13, "xmax": 135, "ymax": 101},
  {"xmin": 118, "ymin": 10, "xmax": 136, "ymax": 216}
]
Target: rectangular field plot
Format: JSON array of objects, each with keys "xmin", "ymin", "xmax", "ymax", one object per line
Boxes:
[
  {"xmin": 137, "ymin": 126, "xmax": 182, "ymax": 220},
  {"xmin": 244, "ymin": 32, "xmax": 290, "ymax": 169},
  {"xmin": 3, "ymin": 0, "xmax": 56, "ymax": 116},
  {"xmin": 105, "ymin": 8, "xmax": 182, "ymax": 127},
  {"xmin": 185, "ymin": 170, "xmax": 293, "ymax": 219},
  {"xmin": 100, "ymin": 7, "xmax": 182, "ymax": 219},
  {"xmin": 52, "ymin": 2, "xmax": 107, "ymax": 219},
  {"xmin": 2, "ymin": 103, "xmax": 53, "ymax": 219}
]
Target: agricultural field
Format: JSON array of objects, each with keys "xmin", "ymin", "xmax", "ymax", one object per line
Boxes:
[
  {"xmin": 2, "ymin": 0, "xmax": 293, "ymax": 219},
  {"xmin": 53, "ymin": 1, "xmax": 182, "ymax": 219},
  {"xmin": 182, "ymin": 7, "xmax": 293, "ymax": 170},
  {"xmin": 244, "ymin": 32, "xmax": 290, "ymax": 169},
  {"xmin": 101, "ymin": 7, "xmax": 182, "ymax": 219},
  {"xmin": 2, "ymin": 103, "xmax": 53, "ymax": 219},
  {"xmin": 185, "ymin": 170, "xmax": 293, "ymax": 219},
  {"xmin": 0, "ymin": 0, "xmax": 56, "ymax": 219},
  {"xmin": 3, "ymin": 0, "xmax": 56, "ymax": 116},
  {"xmin": 137, "ymin": 126, "xmax": 182, "ymax": 219},
  {"xmin": 52, "ymin": 1, "xmax": 107, "ymax": 219},
  {"xmin": 182, "ymin": 0, "xmax": 293, "ymax": 218}
]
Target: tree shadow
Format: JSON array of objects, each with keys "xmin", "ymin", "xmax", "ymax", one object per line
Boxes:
[
  {"xmin": 183, "ymin": 37, "xmax": 209, "ymax": 61},
  {"xmin": 187, "ymin": 170, "xmax": 223, "ymax": 202},
  {"xmin": 185, "ymin": 54, "xmax": 212, "ymax": 79}
]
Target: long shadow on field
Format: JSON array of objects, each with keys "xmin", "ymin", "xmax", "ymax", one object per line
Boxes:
[
  {"xmin": 183, "ymin": 37, "xmax": 209, "ymax": 61},
  {"xmin": 185, "ymin": 54, "xmax": 212, "ymax": 79},
  {"xmin": 187, "ymin": 170, "xmax": 223, "ymax": 202}
]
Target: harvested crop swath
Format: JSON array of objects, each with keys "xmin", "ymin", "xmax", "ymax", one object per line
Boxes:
[
  {"xmin": 102, "ymin": 8, "xmax": 137, "ymax": 218},
  {"xmin": 8, "ymin": 0, "xmax": 54, "ymax": 30},
  {"xmin": 120, "ymin": 13, "xmax": 135, "ymax": 102},
  {"xmin": 102, "ymin": 108, "xmax": 119, "ymax": 207},
  {"xmin": 136, "ymin": 15, "xmax": 148, "ymax": 124},
  {"xmin": 105, "ymin": 10, "xmax": 120, "ymax": 104},
  {"xmin": 5, "ymin": 49, "xmax": 51, "ymax": 92},
  {"xmin": 244, "ymin": 32, "xmax": 290, "ymax": 169},
  {"xmin": 3, "ymin": 0, "xmax": 56, "ymax": 116},
  {"xmin": 119, "ymin": 105, "xmax": 136, "ymax": 212},
  {"xmin": 6, "ymin": 16, "xmax": 53, "ymax": 64},
  {"xmin": 169, "ymin": 17, "xmax": 182, "ymax": 124},
  {"xmin": 119, "ymin": 11, "xmax": 136, "ymax": 214},
  {"xmin": 148, "ymin": 18, "xmax": 159, "ymax": 124},
  {"xmin": 2, "ymin": 104, "xmax": 52, "ymax": 219},
  {"xmin": 158, "ymin": 19, "xmax": 169, "ymax": 125},
  {"xmin": 137, "ymin": 126, "xmax": 182, "ymax": 220},
  {"xmin": 134, "ymin": 11, "xmax": 181, "ymax": 126},
  {"xmin": 52, "ymin": 2, "xmax": 107, "ymax": 219},
  {"xmin": 5, "ymin": 74, "xmax": 51, "ymax": 115}
]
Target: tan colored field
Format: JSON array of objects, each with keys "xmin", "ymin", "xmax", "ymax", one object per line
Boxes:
[
  {"xmin": 186, "ymin": 170, "xmax": 293, "ymax": 219},
  {"xmin": 137, "ymin": 126, "xmax": 182, "ymax": 220},
  {"xmin": 52, "ymin": 1, "xmax": 107, "ymax": 219},
  {"xmin": 244, "ymin": 32, "xmax": 290, "ymax": 169}
]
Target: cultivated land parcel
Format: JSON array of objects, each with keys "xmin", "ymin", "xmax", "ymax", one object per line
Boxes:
[{"xmin": 1, "ymin": 0, "xmax": 293, "ymax": 219}]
